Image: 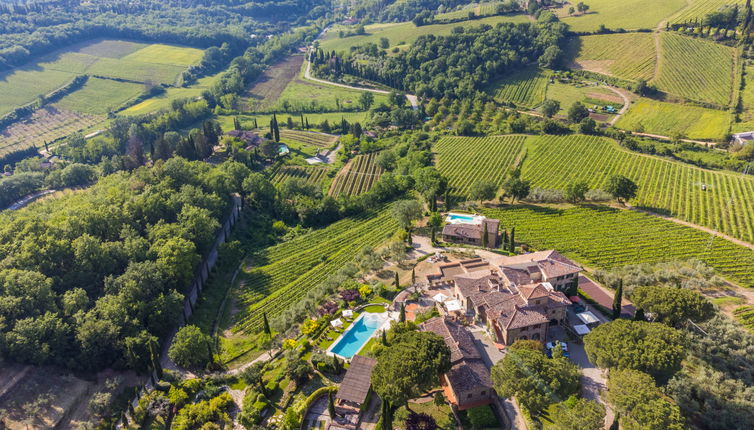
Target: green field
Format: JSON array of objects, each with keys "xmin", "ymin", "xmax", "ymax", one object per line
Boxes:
[
  {"xmin": 653, "ymin": 33, "xmax": 737, "ymax": 106},
  {"xmin": 329, "ymin": 152, "xmax": 384, "ymax": 197},
  {"xmin": 272, "ymin": 79, "xmax": 389, "ymax": 113},
  {"xmin": 545, "ymin": 81, "xmax": 623, "ymax": 115},
  {"xmin": 555, "ymin": 0, "xmax": 686, "ymax": 32},
  {"xmin": 53, "ymin": 78, "xmax": 144, "ymax": 114},
  {"xmin": 670, "ymin": 0, "xmax": 749, "ymax": 24},
  {"xmin": 319, "ymin": 14, "xmax": 530, "ymax": 53},
  {"xmin": 491, "ymin": 68, "xmax": 549, "ymax": 108},
  {"xmin": 520, "ymin": 134, "xmax": 754, "ymax": 243},
  {"xmin": 232, "ymin": 208, "xmax": 397, "ymax": 333},
  {"xmin": 218, "ymin": 112, "xmax": 368, "ymax": 132},
  {"xmin": 482, "ymin": 205, "xmax": 754, "ymax": 287},
  {"xmin": 0, "ymin": 39, "xmax": 203, "ymax": 116},
  {"xmin": 616, "ymin": 97, "xmax": 731, "ymax": 140},
  {"xmin": 270, "ymin": 165, "xmax": 329, "ymax": 186},
  {"xmin": 435, "ymin": 135, "xmax": 527, "ymax": 196},
  {"xmin": 121, "ymin": 72, "xmax": 222, "ymax": 116},
  {"xmin": 566, "ymin": 33, "xmax": 656, "ymax": 81},
  {"xmin": 733, "ymin": 65, "xmax": 754, "ymax": 132},
  {"xmin": 734, "ymin": 305, "xmax": 754, "ymax": 332}
]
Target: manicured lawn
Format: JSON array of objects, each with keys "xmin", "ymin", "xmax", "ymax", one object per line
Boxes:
[{"xmin": 394, "ymin": 399, "xmax": 458, "ymax": 429}]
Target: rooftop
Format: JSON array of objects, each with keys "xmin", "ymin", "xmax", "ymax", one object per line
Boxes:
[{"xmin": 336, "ymin": 355, "xmax": 377, "ymax": 405}]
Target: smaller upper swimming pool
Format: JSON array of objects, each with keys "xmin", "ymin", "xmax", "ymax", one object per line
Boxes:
[
  {"xmin": 329, "ymin": 312, "xmax": 388, "ymax": 359},
  {"xmin": 446, "ymin": 212, "xmax": 484, "ymax": 225}
]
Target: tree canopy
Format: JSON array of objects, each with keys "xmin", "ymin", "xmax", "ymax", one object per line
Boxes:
[
  {"xmin": 608, "ymin": 369, "xmax": 686, "ymax": 430},
  {"xmin": 550, "ymin": 396, "xmax": 606, "ymax": 430},
  {"xmin": 584, "ymin": 320, "xmax": 685, "ymax": 381},
  {"xmin": 605, "ymin": 174, "xmax": 638, "ymax": 203},
  {"xmin": 168, "ymin": 325, "xmax": 212, "ymax": 369},
  {"xmin": 631, "ymin": 286, "xmax": 714, "ymax": 327}
]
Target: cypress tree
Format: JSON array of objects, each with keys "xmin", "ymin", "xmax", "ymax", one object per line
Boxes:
[
  {"xmin": 300, "ymin": 113, "xmax": 305, "ymax": 129},
  {"xmin": 381, "ymin": 329, "xmax": 388, "ymax": 346},
  {"xmin": 305, "ymin": 118, "xmax": 310, "ymax": 129},
  {"xmin": 273, "ymin": 114, "xmax": 280, "ymax": 142},
  {"xmin": 206, "ymin": 340, "xmax": 214, "ymax": 364},
  {"xmin": 328, "ymin": 391, "xmax": 336, "ymax": 418},
  {"xmin": 509, "ymin": 227, "xmax": 515, "ymax": 253},
  {"xmin": 411, "ymin": 267, "xmax": 416, "ymax": 285},
  {"xmin": 234, "ymin": 116, "xmax": 241, "ymax": 130},
  {"xmin": 149, "ymin": 341, "xmax": 163, "ymax": 379},
  {"xmin": 394, "ymin": 271, "xmax": 399, "ymax": 288},
  {"xmin": 502, "ymin": 230, "xmax": 509, "ymax": 249},
  {"xmin": 263, "ymin": 312, "xmax": 271, "ymax": 335},
  {"xmin": 445, "ymin": 189, "xmax": 451, "ymax": 210},
  {"xmin": 482, "ymin": 222, "xmax": 489, "ymax": 248},
  {"xmin": 612, "ymin": 279, "xmax": 623, "ymax": 319},
  {"xmin": 269, "ymin": 118, "xmax": 274, "ymax": 137},
  {"xmin": 399, "ymin": 302, "xmax": 406, "ymax": 323},
  {"xmin": 254, "ymin": 118, "xmax": 258, "ymax": 129},
  {"xmin": 381, "ymin": 399, "xmax": 392, "ymax": 430}
]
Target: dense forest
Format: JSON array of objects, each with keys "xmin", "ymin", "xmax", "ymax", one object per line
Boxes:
[
  {"xmin": 0, "ymin": 0, "xmax": 329, "ymax": 70},
  {"xmin": 0, "ymin": 158, "xmax": 248, "ymax": 370},
  {"xmin": 313, "ymin": 16, "xmax": 566, "ymax": 99}
]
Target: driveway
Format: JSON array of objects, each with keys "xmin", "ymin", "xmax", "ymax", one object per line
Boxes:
[{"xmin": 569, "ymin": 342, "xmax": 614, "ymax": 428}]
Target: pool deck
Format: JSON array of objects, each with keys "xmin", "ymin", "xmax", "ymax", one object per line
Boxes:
[
  {"xmin": 445, "ymin": 212, "xmax": 485, "ymax": 225},
  {"xmin": 326, "ymin": 312, "xmax": 392, "ymax": 361}
]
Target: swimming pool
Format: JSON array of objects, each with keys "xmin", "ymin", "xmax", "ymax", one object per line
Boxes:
[
  {"xmin": 328, "ymin": 312, "xmax": 388, "ymax": 359},
  {"xmin": 446, "ymin": 213, "xmax": 484, "ymax": 225}
]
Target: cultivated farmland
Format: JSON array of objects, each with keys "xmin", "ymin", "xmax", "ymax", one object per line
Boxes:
[
  {"xmin": 482, "ymin": 205, "xmax": 754, "ymax": 287},
  {"xmin": 245, "ymin": 55, "xmax": 305, "ymax": 111},
  {"xmin": 555, "ymin": 0, "xmax": 686, "ymax": 32},
  {"xmin": 520, "ymin": 134, "xmax": 754, "ymax": 244},
  {"xmin": 329, "ymin": 152, "xmax": 385, "ymax": 197},
  {"xmin": 491, "ymin": 68, "xmax": 549, "ymax": 108},
  {"xmin": 670, "ymin": 0, "xmax": 748, "ymax": 24},
  {"xmin": 232, "ymin": 208, "xmax": 397, "ymax": 333},
  {"xmin": 653, "ymin": 32, "xmax": 737, "ymax": 106},
  {"xmin": 0, "ymin": 107, "xmax": 103, "ymax": 156},
  {"xmin": 280, "ymin": 129, "xmax": 339, "ymax": 147},
  {"xmin": 434, "ymin": 135, "xmax": 527, "ymax": 197},
  {"xmin": 53, "ymin": 77, "xmax": 145, "ymax": 114},
  {"xmin": 566, "ymin": 33, "xmax": 656, "ymax": 81},
  {"xmin": 616, "ymin": 97, "xmax": 731, "ymax": 140},
  {"xmin": 270, "ymin": 165, "xmax": 329, "ymax": 186}
]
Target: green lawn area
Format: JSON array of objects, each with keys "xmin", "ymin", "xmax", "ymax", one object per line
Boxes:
[
  {"xmin": 121, "ymin": 43, "xmax": 204, "ymax": 66},
  {"xmin": 272, "ymin": 79, "xmax": 389, "ymax": 113},
  {"xmin": 616, "ymin": 97, "xmax": 731, "ymax": 140},
  {"xmin": 554, "ymin": 0, "xmax": 686, "ymax": 32},
  {"xmin": 319, "ymin": 14, "xmax": 530, "ymax": 53},
  {"xmin": 53, "ymin": 77, "xmax": 145, "ymax": 114},
  {"xmin": 545, "ymin": 81, "xmax": 622, "ymax": 115},
  {"xmin": 394, "ymin": 399, "xmax": 458, "ymax": 429},
  {"xmin": 121, "ymin": 72, "xmax": 222, "ymax": 116},
  {"xmin": 0, "ymin": 66, "xmax": 76, "ymax": 115}
]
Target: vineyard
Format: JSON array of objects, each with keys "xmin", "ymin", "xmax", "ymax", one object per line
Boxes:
[
  {"xmin": 328, "ymin": 152, "xmax": 384, "ymax": 197},
  {"xmin": 434, "ymin": 135, "xmax": 527, "ymax": 197},
  {"xmin": 615, "ymin": 97, "xmax": 731, "ymax": 140},
  {"xmin": 734, "ymin": 305, "xmax": 754, "ymax": 332},
  {"xmin": 566, "ymin": 33, "xmax": 656, "ymax": 81},
  {"xmin": 653, "ymin": 32, "xmax": 737, "ymax": 107},
  {"xmin": 482, "ymin": 205, "xmax": 754, "ymax": 287},
  {"xmin": 491, "ymin": 68, "xmax": 548, "ymax": 108},
  {"xmin": 0, "ymin": 107, "xmax": 103, "ymax": 156},
  {"xmin": 670, "ymin": 0, "xmax": 748, "ymax": 24},
  {"xmin": 520, "ymin": 134, "xmax": 754, "ymax": 244},
  {"xmin": 557, "ymin": 0, "xmax": 686, "ymax": 32},
  {"xmin": 270, "ymin": 165, "xmax": 329, "ymax": 186},
  {"xmin": 232, "ymin": 208, "xmax": 397, "ymax": 333},
  {"xmin": 280, "ymin": 129, "xmax": 339, "ymax": 148}
]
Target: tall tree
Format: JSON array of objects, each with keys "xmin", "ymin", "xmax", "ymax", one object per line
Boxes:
[
  {"xmin": 509, "ymin": 227, "xmax": 515, "ymax": 253},
  {"xmin": 428, "ymin": 212, "xmax": 444, "ymax": 243},
  {"xmin": 605, "ymin": 174, "xmax": 638, "ymax": 204},
  {"xmin": 607, "ymin": 369, "xmax": 686, "ymax": 430},
  {"xmin": 612, "ymin": 279, "xmax": 623, "ymax": 319},
  {"xmin": 263, "ymin": 312, "xmax": 271, "ymax": 336},
  {"xmin": 631, "ymin": 286, "xmax": 714, "ymax": 327}
]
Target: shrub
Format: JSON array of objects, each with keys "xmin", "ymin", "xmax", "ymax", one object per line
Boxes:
[{"xmin": 467, "ymin": 405, "xmax": 498, "ymax": 429}]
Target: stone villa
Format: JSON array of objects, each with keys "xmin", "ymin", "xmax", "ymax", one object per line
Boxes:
[
  {"xmin": 442, "ymin": 218, "xmax": 500, "ymax": 248},
  {"xmin": 421, "ymin": 316, "xmax": 494, "ymax": 410},
  {"xmin": 426, "ymin": 251, "xmax": 580, "ymax": 345}
]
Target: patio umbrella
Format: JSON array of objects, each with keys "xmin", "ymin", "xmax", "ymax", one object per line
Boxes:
[
  {"xmin": 342, "ymin": 309, "xmax": 353, "ymax": 318},
  {"xmin": 445, "ymin": 300, "xmax": 463, "ymax": 312},
  {"xmin": 433, "ymin": 293, "xmax": 449, "ymax": 303},
  {"xmin": 331, "ymin": 318, "xmax": 343, "ymax": 328}
]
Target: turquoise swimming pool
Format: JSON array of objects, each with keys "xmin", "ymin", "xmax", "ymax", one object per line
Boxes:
[
  {"xmin": 448, "ymin": 214, "xmax": 475, "ymax": 223},
  {"xmin": 329, "ymin": 312, "xmax": 387, "ymax": 359},
  {"xmin": 446, "ymin": 213, "xmax": 483, "ymax": 224}
]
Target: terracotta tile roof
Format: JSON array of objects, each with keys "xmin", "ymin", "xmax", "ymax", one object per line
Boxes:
[
  {"xmin": 496, "ymin": 303, "xmax": 549, "ymax": 330},
  {"xmin": 446, "ymin": 358, "xmax": 492, "ymax": 393},
  {"xmin": 336, "ymin": 355, "xmax": 377, "ymax": 405},
  {"xmin": 442, "ymin": 223, "xmax": 482, "ymax": 240},
  {"xmin": 518, "ymin": 283, "xmax": 550, "ymax": 300},
  {"xmin": 420, "ymin": 317, "xmax": 480, "ymax": 363}
]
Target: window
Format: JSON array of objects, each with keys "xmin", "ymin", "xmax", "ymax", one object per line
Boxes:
[
  {"xmin": 467, "ymin": 393, "xmax": 473, "ymax": 399},
  {"xmin": 481, "ymin": 390, "xmax": 486, "ymax": 396}
]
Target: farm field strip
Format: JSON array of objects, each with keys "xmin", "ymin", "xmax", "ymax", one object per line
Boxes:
[
  {"xmin": 244, "ymin": 55, "xmax": 305, "ymax": 111},
  {"xmin": 482, "ymin": 205, "xmax": 754, "ymax": 287},
  {"xmin": 0, "ymin": 107, "xmax": 103, "ymax": 155},
  {"xmin": 280, "ymin": 129, "xmax": 338, "ymax": 147},
  {"xmin": 328, "ymin": 152, "xmax": 384, "ymax": 197},
  {"xmin": 671, "ymin": 0, "xmax": 748, "ymax": 24},
  {"xmin": 233, "ymin": 209, "xmax": 397, "ymax": 332},
  {"xmin": 653, "ymin": 32, "xmax": 736, "ymax": 106},
  {"xmin": 615, "ymin": 97, "xmax": 731, "ymax": 140},
  {"xmin": 435, "ymin": 135, "xmax": 527, "ymax": 196},
  {"xmin": 519, "ymin": 134, "xmax": 754, "ymax": 243},
  {"xmin": 556, "ymin": 0, "xmax": 686, "ymax": 32},
  {"xmin": 492, "ymin": 68, "xmax": 548, "ymax": 108},
  {"xmin": 270, "ymin": 165, "xmax": 329, "ymax": 186}
]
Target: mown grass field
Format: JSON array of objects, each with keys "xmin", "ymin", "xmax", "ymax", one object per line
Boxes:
[
  {"xmin": 273, "ymin": 79, "xmax": 389, "ymax": 113},
  {"xmin": 519, "ymin": 134, "xmax": 754, "ymax": 244},
  {"xmin": 270, "ymin": 165, "xmax": 329, "ymax": 186},
  {"xmin": 482, "ymin": 205, "xmax": 754, "ymax": 287},
  {"xmin": 329, "ymin": 152, "xmax": 384, "ymax": 197},
  {"xmin": 319, "ymin": 14, "xmax": 530, "ymax": 53},
  {"xmin": 435, "ymin": 135, "xmax": 527, "ymax": 196},
  {"xmin": 555, "ymin": 0, "xmax": 686, "ymax": 32},
  {"xmin": 653, "ymin": 32, "xmax": 737, "ymax": 106},
  {"xmin": 0, "ymin": 39, "xmax": 203, "ymax": 116},
  {"xmin": 232, "ymin": 208, "xmax": 397, "ymax": 333},
  {"xmin": 53, "ymin": 77, "xmax": 145, "ymax": 114},
  {"xmin": 0, "ymin": 107, "xmax": 104, "ymax": 156},
  {"xmin": 670, "ymin": 0, "xmax": 748, "ymax": 24},
  {"xmin": 616, "ymin": 97, "xmax": 731, "ymax": 140},
  {"xmin": 565, "ymin": 33, "xmax": 656, "ymax": 81},
  {"xmin": 491, "ymin": 68, "xmax": 549, "ymax": 108},
  {"xmin": 121, "ymin": 72, "xmax": 221, "ymax": 116},
  {"xmin": 545, "ymin": 81, "xmax": 623, "ymax": 115}
]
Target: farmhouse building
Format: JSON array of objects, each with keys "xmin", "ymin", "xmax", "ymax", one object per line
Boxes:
[
  {"xmin": 226, "ymin": 130, "xmax": 264, "ymax": 148},
  {"xmin": 732, "ymin": 131, "xmax": 754, "ymax": 146},
  {"xmin": 420, "ymin": 317, "xmax": 494, "ymax": 410},
  {"xmin": 426, "ymin": 251, "xmax": 579, "ymax": 345},
  {"xmin": 442, "ymin": 218, "xmax": 500, "ymax": 248}
]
